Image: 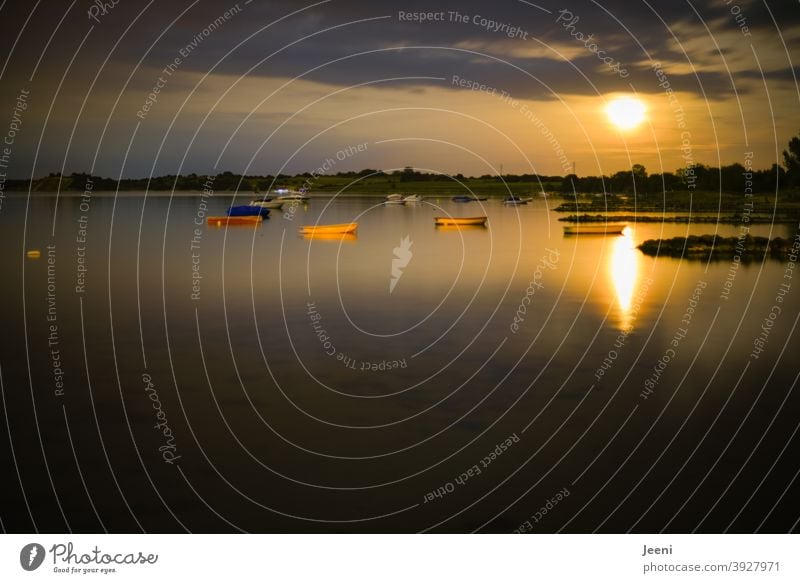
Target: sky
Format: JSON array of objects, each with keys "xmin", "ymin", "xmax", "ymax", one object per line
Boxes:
[{"xmin": 0, "ymin": 0, "xmax": 798, "ymax": 179}]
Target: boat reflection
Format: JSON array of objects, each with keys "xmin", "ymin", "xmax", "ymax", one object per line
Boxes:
[
  {"xmin": 434, "ymin": 224, "xmax": 488, "ymax": 232},
  {"xmin": 434, "ymin": 216, "xmax": 488, "ymax": 227},
  {"xmin": 608, "ymin": 228, "xmax": 638, "ymax": 330},
  {"xmin": 302, "ymin": 232, "xmax": 358, "ymax": 243}
]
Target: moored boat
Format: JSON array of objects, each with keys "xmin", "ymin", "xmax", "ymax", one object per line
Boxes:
[
  {"xmin": 503, "ymin": 195, "xmax": 532, "ymax": 205},
  {"xmin": 249, "ymin": 197, "xmax": 284, "ymax": 210},
  {"xmin": 228, "ymin": 205, "xmax": 271, "ymax": 217},
  {"xmin": 434, "ymin": 216, "xmax": 488, "ymax": 227},
  {"xmin": 563, "ymin": 223, "xmax": 627, "ymax": 235},
  {"xmin": 207, "ymin": 216, "xmax": 263, "ymax": 226},
  {"xmin": 385, "ymin": 193, "xmax": 406, "ymax": 205},
  {"xmin": 403, "ymin": 194, "xmax": 422, "ymax": 203},
  {"xmin": 452, "ymin": 195, "xmax": 487, "ymax": 202},
  {"xmin": 276, "ymin": 193, "xmax": 310, "ymax": 202},
  {"xmin": 299, "ymin": 222, "xmax": 358, "ymax": 235}
]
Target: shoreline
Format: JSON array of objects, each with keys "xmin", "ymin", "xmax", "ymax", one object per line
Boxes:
[
  {"xmin": 638, "ymin": 234, "xmax": 800, "ymax": 260},
  {"xmin": 560, "ymin": 213, "xmax": 799, "ymax": 224}
]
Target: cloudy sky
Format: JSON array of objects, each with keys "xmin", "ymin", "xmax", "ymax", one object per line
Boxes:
[{"xmin": 0, "ymin": 0, "xmax": 798, "ymax": 178}]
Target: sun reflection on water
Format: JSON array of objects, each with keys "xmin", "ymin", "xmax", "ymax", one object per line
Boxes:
[{"xmin": 609, "ymin": 228, "xmax": 638, "ymax": 330}]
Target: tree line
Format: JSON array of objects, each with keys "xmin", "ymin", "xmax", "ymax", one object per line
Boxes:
[
  {"xmin": 558, "ymin": 162, "xmax": 787, "ymax": 195},
  {"xmin": 9, "ymin": 130, "xmax": 800, "ymax": 194}
]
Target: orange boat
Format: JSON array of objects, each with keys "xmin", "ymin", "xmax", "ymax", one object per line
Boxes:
[
  {"xmin": 298, "ymin": 222, "xmax": 358, "ymax": 235},
  {"xmin": 206, "ymin": 216, "xmax": 263, "ymax": 226},
  {"xmin": 434, "ymin": 216, "xmax": 488, "ymax": 227}
]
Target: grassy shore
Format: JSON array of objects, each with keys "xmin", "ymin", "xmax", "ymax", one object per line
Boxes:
[
  {"xmin": 285, "ymin": 175, "xmax": 562, "ymax": 195},
  {"xmin": 13, "ymin": 174, "xmax": 800, "ymax": 215}
]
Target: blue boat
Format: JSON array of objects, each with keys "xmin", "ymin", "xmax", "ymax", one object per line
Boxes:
[
  {"xmin": 227, "ymin": 205, "xmax": 271, "ymax": 218},
  {"xmin": 452, "ymin": 195, "xmax": 487, "ymax": 202}
]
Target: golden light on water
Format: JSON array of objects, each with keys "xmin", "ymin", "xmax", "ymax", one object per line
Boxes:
[
  {"xmin": 605, "ymin": 96, "xmax": 647, "ymax": 130},
  {"xmin": 609, "ymin": 229, "xmax": 638, "ymax": 330}
]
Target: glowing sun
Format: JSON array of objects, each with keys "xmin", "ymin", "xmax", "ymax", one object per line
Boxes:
[{"xmin": 605, "ymin": 96, "xmax": 647, "ymax": 130}]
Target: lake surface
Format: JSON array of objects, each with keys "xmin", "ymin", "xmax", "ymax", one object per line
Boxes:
[{"xmin": 1, "ymin": 192, "xmax": 798, "ymax": 533}]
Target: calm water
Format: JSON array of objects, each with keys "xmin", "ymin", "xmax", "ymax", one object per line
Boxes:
[{"xmin": 1, "ymin": 192, "xmax": 798, "ymax": 533}]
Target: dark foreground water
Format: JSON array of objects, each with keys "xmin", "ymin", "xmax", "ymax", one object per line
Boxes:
[{"xmin": 1, "ymin": 192, "xmax": 798, "ymax": 533}]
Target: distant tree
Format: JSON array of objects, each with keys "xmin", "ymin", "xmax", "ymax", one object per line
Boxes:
[
  {"xmin": 783, "ymin": 130, "xmax": 800, "ymax": 188},
  {"xmin": 768, "ymin": 164, "xmax": 786, "ymax": 191},
  {"xmin": 720, "ymin": 163, "xmax": 746, "ymax": 193},
  {"xmin": 560, "ymin": 173, "xmax": 578, "ymax": 193},
  {"xmin": 631, "ymin": 164, "xmax": 647, "ymax": 193},
  {"xmin": 399, "ymin": 166, "xmax": 418, "ymax": 181},
  {"xmin": 610, "ymin": 170, "xmax": 631, "ymax": 193}
]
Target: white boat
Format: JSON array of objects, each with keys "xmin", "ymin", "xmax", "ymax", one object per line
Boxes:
[
  {"xmin": 275, "ymin": 190, "xmax": 310, "ymax": 202},
  {"xmin": 403, "ymin": 194, "xmax": 422, "ymax": 203},
  {"xmin": 503, "ymin": 196, "xmax": 533, "ymax": 205},
  {"xmin": 249, "ymin": 198, "xmax": 285, "ymax": 210},
  {"xmin": 385, "ymin": 193, "xmax": 406, "ymax": 205}
]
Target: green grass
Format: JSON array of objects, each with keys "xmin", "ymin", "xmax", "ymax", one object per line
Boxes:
[{"xmin": 290, "ymin": 176, "xmax": 560, "ymax": 196}]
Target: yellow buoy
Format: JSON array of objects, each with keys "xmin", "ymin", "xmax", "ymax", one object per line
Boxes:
[{"xmin": 26, "ymin": 250, "xmax": 41, "ymax": 259}]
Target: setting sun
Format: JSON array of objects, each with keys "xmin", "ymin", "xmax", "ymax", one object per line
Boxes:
[{"xmin": 605, "ymin": 96, "xmax": 647, "ymax": 130}]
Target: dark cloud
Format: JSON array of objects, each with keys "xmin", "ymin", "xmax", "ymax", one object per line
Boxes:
[
  {"xmin": 3, "ymin": 0, "xmax": 797, "ymax": 100},
  {"xmin": 0, "ymin": 0, "xmax": 797, "ymax": 176}
]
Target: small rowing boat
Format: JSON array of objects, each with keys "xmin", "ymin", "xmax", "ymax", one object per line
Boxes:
[
  {"xmin": 563, "ymin": 223, "xmax": 627, "ymax": 235},
  {"xmin": 299, "ymin": 222, "xmax": 358, "ymax": 235},
  {"xmin": 404, "ymin": 194, "xmax": 422, "ymax": 203},
  {"xmin": 207, "ymin": 216, "xmax": 263, "ymax": 226},
  {"xmin": 434, "ymin": 216, "xmax": 488, "ymax": 227}
]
